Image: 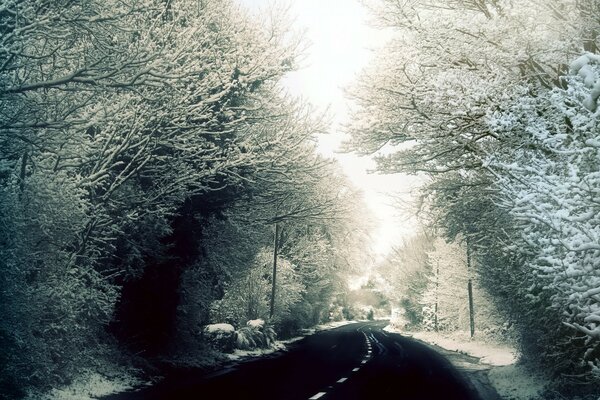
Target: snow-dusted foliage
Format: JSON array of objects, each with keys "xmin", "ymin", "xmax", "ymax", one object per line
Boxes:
[
  {"xmin": 203, "ymin": 324, "xmax": 236, "ymax": 353},
  {"xmin": 377, "ymin": 233, "xmax": 432, "ymax": 327},
  {"xmin": 420, "ymin": 237, "xmax": 513, "ymax": 340},
  {"xmin": 168, "ymin": 101, "xmax": 373, "ymax": 359},
  {"xmin": 211, "ymin": 248, "xmax": 304, "ymax": 328},
  {"xmin": 235, "ymin": 320, "xmax": 276, "ymax": 350},
  {"xmin": 421, "ymin": 238, "xmax": 472, "ymax": 332},
  {"xmin": 487, "ymin": 52, "xmax": 600, "ymax": 373},
  {"xmin": 2, "ymin": 0, "xmax": 356, "ymax": 395},
  {"xmin": 349, "ymin": 0, "xmax": 600, "ymax": 387},
  {"xmin": 347, "ymin": 0, "xmax": 583, "ymax": 173}
]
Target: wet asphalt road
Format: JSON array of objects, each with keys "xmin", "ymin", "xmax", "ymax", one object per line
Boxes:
[{"xmin": 109, "ymin": 321, "xmax": 481, "ymax": 399}]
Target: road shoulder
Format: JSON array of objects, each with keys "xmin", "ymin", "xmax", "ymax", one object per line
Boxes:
[{"xmin": 384, "ymin": 326, "xmax": 550, "ymax": 400}]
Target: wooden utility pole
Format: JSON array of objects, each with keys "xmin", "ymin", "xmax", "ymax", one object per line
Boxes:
[
  {"xmin": 269, "ymin": 222, "xmax": 280, "ymax": 319},
  {"xmin": 434, "ymin": 259, "xmax": 439, "ymax": 332},
  {"xmin": 466, "ymin": 237, "xmax": 475, "ymax": 338}
]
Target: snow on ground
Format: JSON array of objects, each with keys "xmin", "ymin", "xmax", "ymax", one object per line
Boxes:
[
  {"xmin": 227, "ymin": 320, "xmax": 358, "ymax": 361},
  {"xmin": 300, "ymin": 320, "xmax": 358, "ymax": 336},
  {"xmin": 25, "ymin": 370, "xmax": 146, "ymax": 400},
  {"xmin": 227, "ymin": 340, "xmax": 287, "ymax": 361},
  {"xmin": 487, "ymin": 364, "xmax": 546, "ymax": 400},
  {"xmin": 384, "ymin": 326, "xmax": 550, "ymax": 400},
  {"xmin": 405, "ymin": 329, "xmax": 517, "ymax": 366}
]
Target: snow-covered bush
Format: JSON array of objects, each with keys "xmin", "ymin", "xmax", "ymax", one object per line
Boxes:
[
  {"xmin": 329, "ymin": 305, "xmax": 346, "ymax": 322},
  {"xmin": 203, "ymin": 324, "xmax": 236, "ymax": 353},
  {"xmin": 235, "ymin": 320, "xmax": 276, "ymax": 350}
]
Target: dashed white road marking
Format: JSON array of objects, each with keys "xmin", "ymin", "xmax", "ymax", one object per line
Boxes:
[
  {"xmin": 337, "ymin": 377, "xmax": 348, "ymax": 383},
  {"xmin": 361, "ymin": 360, "xmax": 367, "ymax": 364},
  {"xmin": 352, "ymin": 368, "xmax": 360, "ymax": 372},
  {"xmin": 309, "ymin": 392, "xmax": 326, "ymax": 400}
]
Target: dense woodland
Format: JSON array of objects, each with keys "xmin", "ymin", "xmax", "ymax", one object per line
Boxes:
[
  {"xmin": 0, "ymin": 1, "xmax": 372, "ymax": 397},
  {"xmin": 2, "ymin": 0, "xmax": 600, "ymax": 398},
  {"xmin": 346, "ymin": 0, "xmax": 600, "ymax": 395}
]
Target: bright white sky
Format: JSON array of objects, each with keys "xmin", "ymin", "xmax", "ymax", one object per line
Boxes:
[{"xmin": 237, "ymin": 0, "xmax": 421, "ymax": 262}]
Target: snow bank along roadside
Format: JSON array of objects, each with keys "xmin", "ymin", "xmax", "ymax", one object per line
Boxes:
[
  {"xmin": 405, "ymin": 329, "xmax": 517, "ymax": 366},
  {"xmin": 227, "ymin": 320, "xmax": 358, "ymax": 361},
  {"xmin": 384, "ymin": 325, "xmax": 549, "ymax": 400}
]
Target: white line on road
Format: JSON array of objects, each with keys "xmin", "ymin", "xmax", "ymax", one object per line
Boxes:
[
  {"xmin": 361, "ymin": 360, "xmax": 367, "ymax": 364},
  {"xmin": 352, "ymin": 368, "xmax": 360, "ymax": 372},
  {"xmin": 337, "ymin": 377, "xmax": 348, "ymax": 383},
  {"xmin": 309, "ymin": 392, "xmax": 326, "ymax": 400}
]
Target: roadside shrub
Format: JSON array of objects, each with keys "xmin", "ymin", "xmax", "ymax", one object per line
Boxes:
[
  {"xmin": 203, "ymin": 324, "xmax": 235, "ymax": 353},
  {"xmin": 235, "ymin": 320, "xmax": 276, "ymax": 350}
]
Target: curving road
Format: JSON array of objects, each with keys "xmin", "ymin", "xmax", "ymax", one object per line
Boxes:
[{"xmin": 110, "ymin": 321, "xmax": 482, "ymax": 399}]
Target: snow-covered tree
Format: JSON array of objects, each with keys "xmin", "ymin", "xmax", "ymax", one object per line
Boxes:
[
  {"xmin": 421, "ymin": 237, "xmax": 505, "ymax": 336},
  {"xmin": 347, "ymin": 0, "xmax": 600, "ymax": 383},
  {"xmin": 422, "ymin": 238, "xmax": 470, "ymax": 331},
  {"xmin": 378, "ymin": 232, "xmax": 433, "ymax": 327},
  {"xmin": 346, "ymin": 0, "xmax": 586, "ymax": 175},
  {"xmin": 486, "ymin": 52, "xmax": 600, "ymax": 376},
  {"xmin": 0, "ymin": 0, "xmax": 307, "ymax": 393},
  {"xmin": 211, "ymin": 248, "xmax": 304, "ymax": 328}
]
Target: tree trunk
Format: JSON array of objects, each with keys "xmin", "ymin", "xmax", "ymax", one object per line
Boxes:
[{"xmin": 19, "ymin": 151, "xmax": 27, "ymax": 197}]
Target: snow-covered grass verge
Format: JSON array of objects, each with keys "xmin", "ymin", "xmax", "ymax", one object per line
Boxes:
[
  {"xmin": 24, "ymin": 370, "xmax": 146, "ymax": 400},
  {"xmin": 227, "ymin": 340, "xmax": 287, "ymax": 361},
  {"xmin": 487, "ymin": 364, "xmax": 547, "ymax": 400},
  {"xmin": 384, "ymin": 326, "xmax": 551, "ymax": 400},
  {"xmin": 405, "ymin": 329, "xmax": 517, "ymax": 366}
]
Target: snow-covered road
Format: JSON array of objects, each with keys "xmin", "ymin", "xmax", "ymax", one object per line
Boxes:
[{"xmin": 103, "ymin": 320, "xmax": 496, "ymax": 399}]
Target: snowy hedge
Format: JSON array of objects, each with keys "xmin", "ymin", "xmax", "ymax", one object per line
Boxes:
[{"xmin": 487, "ymin": 52, "xmax": 600, "ymax": 376}]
